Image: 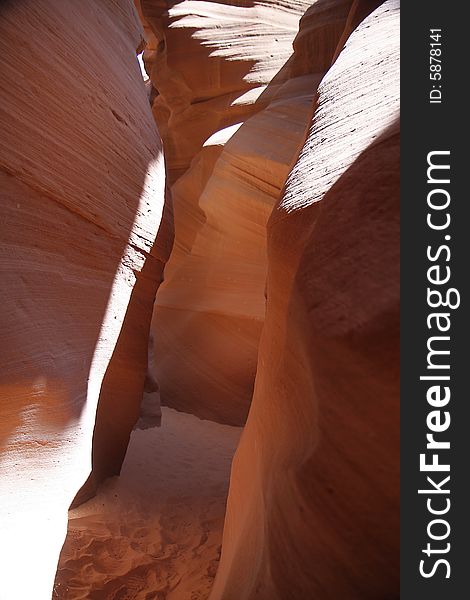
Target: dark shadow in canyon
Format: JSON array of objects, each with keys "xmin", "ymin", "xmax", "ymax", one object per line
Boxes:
[
  {"xmin": 152, "ymin": 0, "xmax": 359, "ymax": 426},
  {"xmin": 71, "ymin": 188, "xmax": 174, "ymax": 507}
]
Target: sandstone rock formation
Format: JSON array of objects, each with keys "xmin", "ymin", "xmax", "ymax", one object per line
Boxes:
[
  {"xmin": 210, "ymin": 1, "xmax": 400, "ymax": 598},
  {"xmin": 137, "ymin": 0, "xmax": 310, "ymax": 183},
  {"xmin": 0, "ymin": 1, "xmax": 171, "ymax": 597},
  {"xmin": 1, "ymin": 0, "xmax": 399, "ymax": 598},
  {"xmin": 140, "ymin": 0, "xmax": 356, "ymax": 424}
]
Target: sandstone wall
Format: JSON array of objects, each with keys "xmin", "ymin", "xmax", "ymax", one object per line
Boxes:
[
  {"xmin": 141, "ymin": 0, "xmax": 355, "ymax": 424},
  {"xmin": 210, "ymin": 2, "xmax": 400, "ymax": 597},
  {"xmin": 0, "ymin": 1, "xmax": 171, "ymax": 597}
]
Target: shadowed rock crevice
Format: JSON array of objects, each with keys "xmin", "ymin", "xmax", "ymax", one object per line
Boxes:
[
  {"xmin": 144, "ymin": 0, "xmax": 356, "ymax": 426},
  {"xmin": 71, "ymin": 191, "xmax": 174, "ymax": 507}
]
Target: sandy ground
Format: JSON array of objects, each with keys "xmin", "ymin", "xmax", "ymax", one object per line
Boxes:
[{"xmin": 53, "ymin": 407, "xmax": 241, "ymax": 599}]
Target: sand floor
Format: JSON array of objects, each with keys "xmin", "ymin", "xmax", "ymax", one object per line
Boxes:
[{"xmin": 53, "ymin": 407, "xmax": 241, "ymax": 600}]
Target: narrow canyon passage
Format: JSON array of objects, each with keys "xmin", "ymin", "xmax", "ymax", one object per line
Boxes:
[
  {"xmin": 54, "ymin": 408, "xmax": 241, "ymax": 599},
  {"xmin": 1, "ymin": 1, "xmax": 400, "ymax": 599}
]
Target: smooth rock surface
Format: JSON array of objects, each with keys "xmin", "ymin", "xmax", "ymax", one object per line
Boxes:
[
  {"xmin": 0, "ymin": 1, "xmax": 171, "ymax": 597},
  {"xmin": 137, "ymin": 0, "xmax": 314, "ymax": 182},
  {"xmin": 210, "ymin": 2, "xmax": 400, "ymax": 598},
  {"xmin": 143, "ymin": 0, "xmax": 354, "ymax": 424}
]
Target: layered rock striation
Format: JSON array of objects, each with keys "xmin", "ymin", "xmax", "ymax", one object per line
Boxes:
[
  {"xmin": 0, "ymin": 1, "xmax": 172, "ymax": 597},
  {"xmin": 0, "ymin": 1, "xmax": 400, "ymax": 598},
  {"xmin": 140, "ymin": 0, "xmax": 356, "ymax": 424},
  {"xmin": 210, "ymin": 1, "xmax": 400, "ymax": 598}
]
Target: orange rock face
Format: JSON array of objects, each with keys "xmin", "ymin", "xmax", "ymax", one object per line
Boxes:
[
  {"xmin": 1, "ymin": 0, "xmax": 399, "ymax": 597},
  {"xmin": 210, "ymin": 1, "xmax": 400, "ymax": 598},
  {"xmin": 0, "ymin": 1, "xmax": 171, "ymax": 597},
  {"xmin": 141, "ymin": 0, "xmax": 355, "ymax": 424},
  {"xmin": 138, "ymin": 0, "xmax": 312, "ymax": 183}
]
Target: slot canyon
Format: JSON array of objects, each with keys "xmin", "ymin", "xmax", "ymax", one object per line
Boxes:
[{"xmin": 0, "ymin": 0, "xmax": 399, "ymax": 599}]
